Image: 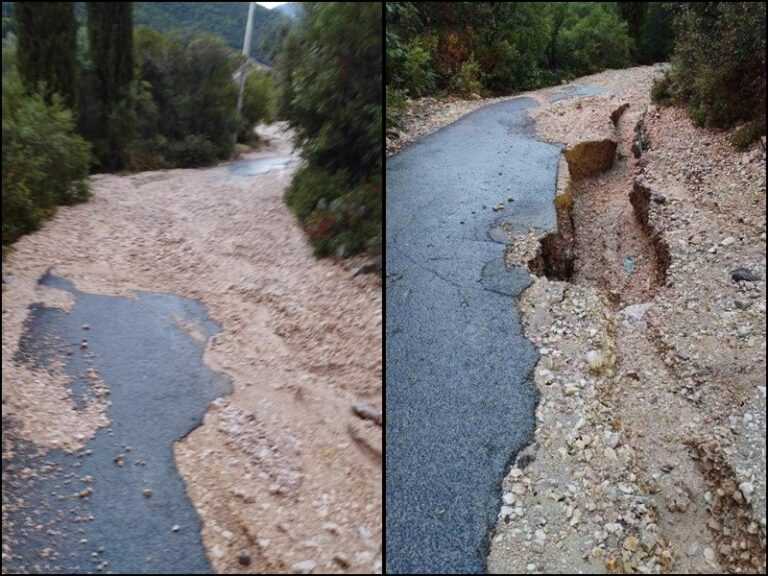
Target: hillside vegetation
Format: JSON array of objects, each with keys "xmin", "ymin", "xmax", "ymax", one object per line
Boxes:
[
  {"xmin": 651, "ymin": 2, "xmax": 766, "ymax": 148},
  {"xmin": 2, "ymin": 1, "xmax": 287, "ymax": 64},
  {"xmin": 386, "ymin": 1, "xmax": 674, "ymax": 106}
]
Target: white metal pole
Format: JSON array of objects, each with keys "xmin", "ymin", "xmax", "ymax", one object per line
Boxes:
[{"xmin": 237, "ymin": 2, "xmax": 256, "ymax": 116}]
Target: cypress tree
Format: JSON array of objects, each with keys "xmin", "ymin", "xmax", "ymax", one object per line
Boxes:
[
  {"xmin": 87, "ymin": 2, "xmax": 133, "ymax": 111},
  {"xmin": 86, "ymin": 2, "xmax": 134, "ymax": 170},
  {"xmin": 15, "ymin": 2, "xmax": 79, "ymax": 109}
]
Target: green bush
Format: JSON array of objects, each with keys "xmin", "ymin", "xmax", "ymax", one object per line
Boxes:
[
  {"xmin": 399, "ymin": 41, "xmax": 436, "ymax": 97},
  {"xmin": 731, "ymin": 119, "xmax": 765, "ymax": 150},
  {"xmin": 450, "ymin": 54, "xmax": 482, "ymax": 96},
  {"xmin": 277, "ymin": 2, "xmax": 380, "ymax": 258},
  {"xmin": 165, "ymin": 134, "xmax": 219, "ymax": 167},
  {"xmin": 559, "ymin": 5, "xmax": 632, "ymax": 76},
  {"xmin": 2, "ymin": 69, "xmax": 91, "ymax": 244},
  {"xmin": 386, "ymin": 86, "xmax": 407, "ymax": 129},
  {"xmin": 285, "ymin": 165, "xmax": 381, "ymax": 257},
  {"xmin": 650, "ymin": 73, "xmax": 672, "ymax": 104},
  {"xmin": 665, "ymin": 2, "xmax": 766, "ymax": 136},
  {"xmin": 237, "ymin": 67, "xmax": 276, "ymax": 144}
]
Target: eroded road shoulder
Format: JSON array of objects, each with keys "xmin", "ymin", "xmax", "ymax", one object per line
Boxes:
[{"xmin": 386, "ymin": 97, "xmax": 563, "ymax": 573}]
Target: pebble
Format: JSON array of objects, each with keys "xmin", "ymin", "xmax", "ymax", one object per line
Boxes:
[
  {"xmin": 533, "ymin": 529, "xmax": 547, "ymax": 545},
  {"xmin": 81, "ymin": 323, "xmax": 90, "ymax": 330},
  {"xmin": 731, "ymin": 267, "xmax": 761, "ymax": 282},
  {"xmin": 333, "ymin": 553, "xmax": 350, "ymax": 567},
  {"xmin": 624, "ymin": 536, "xmax": 639, "ymax": 552},
  {"xmin": 502, "ymin": 492, "xmax": 516, "ymax": 505},
  {"xmin": 605, "ymin": 522, "xmax": 623, "ymax": 535},
  {"xmin": 291, "ymin": 559, "xmax": 317, "ymax": 573},
  {"xmin": 526, "ymin": 563, "xmax": 537, "ymax": 572},
  {"xmin": 171, "ymin": 525, "xmax": 180, "ymax": 532},
  {"xmin": 238, "ymin": 551, "xmax": 251, "ymax": 566},
  {"xmin": 79, "ymin": 487, "xmax": 93, "ymax": 498},
  {"xmin": 738, "ymin": 481, "xmax": 754, "ymax": 503},
  {"xmin": 720, "ymin": 236, "xmax": 736, "ymax": 246},
  {"xmin": 211, "ymin": 545, "xmax": 224, "ymax": 559},
  {"xmin": 735, "ymin": 298, "xmax": 754, "ymax": 310},
  {"xmin": 142, "ymin": 488, "xmax": 152, "ymax": 498},
  {"xmin": 511, "ymin": 483, "xmax": 527, "ymax": 495}
]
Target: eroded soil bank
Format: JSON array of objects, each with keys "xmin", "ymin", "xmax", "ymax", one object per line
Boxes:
[
  {"xmin": 490, "ymin": 66, "xmax": 765, "ymax": 574},
  {"xmin": 2, "ymin": 123, "xmax": 382, "ymax": 574}
]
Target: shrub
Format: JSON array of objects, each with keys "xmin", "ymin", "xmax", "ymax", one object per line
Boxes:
[
  {"xmin": 731, "ymin": 119, "xmax": 765, "ymax": 150},
  {"xmin": 650, "ymin": 73, "xmax": 672, "ymax": 104},
  {"xmin": 450, "ymin": 54, "xmax": 482, "ymax": 96},
  {"xmin": 559, "ymin": 5, "xmax": 632, "ymax": 77},
  {"xmin": 165, "ymin": 134, "xmax": 219, "ymax": 167},
  {"xmin": 285, "ymin": 165, "xmax": 380, "ymax": 258},
  {"xmin": 277, "ymin": 2, "xmax": 381, "ymax": 258},
  {"xmin": 399, "ymin": 41, "xmax": 436, "ymax": 97},
  {"xmin": 665, "ymin": 2, "xmax": 766, "ymax": 135},
  {"xmin": 237, "ymin": 67, "xmax": 276, "ymax": 144},
  {"xmin": 386, "ymin": 86, "xmax": 407, "ymax": 129},
  {"xmin": 2, "ymin": 69, "xmax": 91, "ymax": 244}
]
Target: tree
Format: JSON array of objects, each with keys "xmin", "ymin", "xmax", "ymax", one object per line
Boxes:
[
  {"xmin": 279, "ymin": 2, "xmax": 381, "ymax": 257},
  {"xmin": 15, "ymin": 2, "xmax": 78, "ymax": 108},
  {"xmin": 617, "ymin": 1, "xmax": 648, "ymax": 58},
  {"xmin": 86, "ymin": 2, "xmax": 133, "ymax": 169}
]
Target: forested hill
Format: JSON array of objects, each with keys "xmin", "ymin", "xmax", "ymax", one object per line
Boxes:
[{"xmin": 1, "ymin": 2, "xmax": 287, "ymax": 63}]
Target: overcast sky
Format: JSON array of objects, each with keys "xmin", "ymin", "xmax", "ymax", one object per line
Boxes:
[{"xmin": 256, "ymin": 2, "xmax": 287, "ymax": 8}]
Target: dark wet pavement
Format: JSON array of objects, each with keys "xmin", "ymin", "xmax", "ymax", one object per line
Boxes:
[
  {"xmin": 385, "ymin": 97, "xmax": 562, "ymax": 573},
  {"xmin": 225, "ymin": 155, "xmax": 296, "ymax": 178},
  {"xmin": 3, "ymin": 272, "xmax": 230, "ymax": 574},
  {"xmin": 547, "ymin": 84, "xmax": 605, "ymax": 102}
]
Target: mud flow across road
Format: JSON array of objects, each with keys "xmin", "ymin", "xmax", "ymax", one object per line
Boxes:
[{"xmin": 2, "ymin": 123, "xmax": 382, "ymax": 574}]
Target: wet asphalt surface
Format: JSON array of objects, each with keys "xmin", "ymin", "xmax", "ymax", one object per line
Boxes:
[
  {"xmin": 385, "ymin": 96, "xmax": 564, "ymax": 573},
  {"xmin": 225, "ymin": 155, "xmax": 297, "ymax": 178},
  {"xmin": 3, "ymin": 272, "xmax": 230, "ymax": 574}
]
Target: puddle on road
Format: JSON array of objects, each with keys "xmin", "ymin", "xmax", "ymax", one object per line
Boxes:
[
  {"xmin": 547, "ymin": 84, "xmax": 604, "ymax": 102},
  {"xmin": 3, "ymin": 272, "xmax": 231, "ymax": 574},
  {"xmin": 225, "ymin": 155, "xmax": 297, "ymax": 178}
]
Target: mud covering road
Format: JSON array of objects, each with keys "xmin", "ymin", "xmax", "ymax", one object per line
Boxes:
[
  {"xmin": 385, "ymin": 97, "xmax": 563, "ymax": 573},
  {"xmin": 2, "ymin": 123, "xmax": 382, "ymax": 574},
  {"xmin": 4, "ymin": 272, "xmax": 229, "ymax": 573}
]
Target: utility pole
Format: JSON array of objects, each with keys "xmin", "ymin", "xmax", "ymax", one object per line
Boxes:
[
  {"xmin": 233, "ymin": 2, "xmax": 255, "ymax": 147},
  {"xmin": 236, "ymin": 2, "xmax": 256, "ymax": 120}
]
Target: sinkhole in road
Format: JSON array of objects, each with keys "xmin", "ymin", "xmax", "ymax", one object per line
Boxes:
[{"xmin": 3, "ymin": 271, "xmax": 231, "ymax": 574}]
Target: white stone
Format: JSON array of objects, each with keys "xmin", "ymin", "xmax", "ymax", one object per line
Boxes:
[
  {"xmin": 619, "ymin": 303, "xmax": 653, "ymax": 322},
  {"xmin": 291, "ymin": 560, "xmax": 317, "ymax": 573}
]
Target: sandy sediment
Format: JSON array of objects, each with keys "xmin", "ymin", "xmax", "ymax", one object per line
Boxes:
[{"xmin": 490, "ymin": 65, "xmax": 765, "ymax": 574}]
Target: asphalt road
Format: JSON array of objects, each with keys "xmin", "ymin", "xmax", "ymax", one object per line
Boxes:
[
  {"xmin": 4, "ymin": 272, "xmax": 230, "ymax": 574},
  {"xmin": 385, "ymin": 96, "xmax": 562, "ymax": 573}
]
